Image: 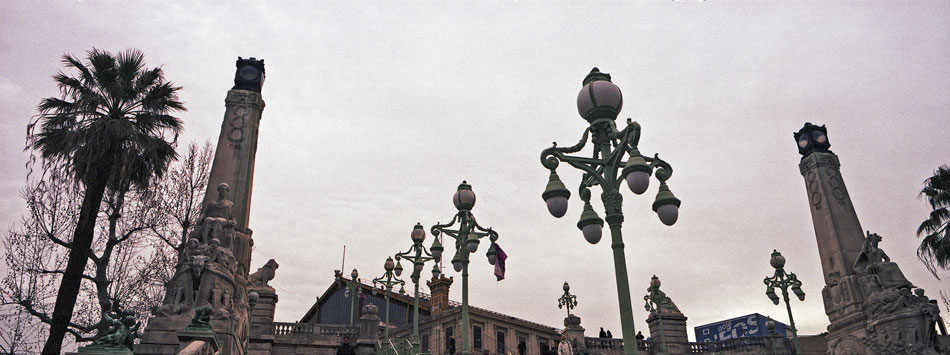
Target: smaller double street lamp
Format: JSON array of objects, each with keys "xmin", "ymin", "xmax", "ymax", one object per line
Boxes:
[
  {"xmin": 344, "ymin": 268, "xmax": 362, "ymax": 325},
  {"xmin": 557, "ymin": 282, "xmax": 578, "ymax": 319},
  {"xmin": 431, "ymin": 181, "xmax": 500, "ymax": 355},
  {"xmin": 540, "ymin": 68, "xmax": 682, "ymax": 355},
  {"xmin": 394, "ymin": 223, "xmax": 441, "ymax": 350},
  {"xmin": 373, "ymin": 256, "xmax": 406, "ymax": 342},
  {"xmin": 763, "ymin": 250, "xmax": 804, "ymax": 355},
  {"xmin": 643, "ymin": 275, "xmax": 670, "ymax": 355}
]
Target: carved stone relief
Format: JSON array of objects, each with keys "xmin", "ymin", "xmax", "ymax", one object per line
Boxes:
[{"xmin": 152, "ymin": 184, "xmax": 247, "ymax": 321}]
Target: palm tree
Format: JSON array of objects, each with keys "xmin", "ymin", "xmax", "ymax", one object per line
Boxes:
[
  {"xmin": 917, "ymin": 165, "xmax": 950, "ymax": 276},
  {"xmin": 27, "ymin": 48, "xmax": 185, "ymax": 354}
]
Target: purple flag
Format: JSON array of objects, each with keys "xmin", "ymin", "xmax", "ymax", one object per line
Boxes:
[{"xmin": 493, "ymin": 242, "xmax": 507, "ymax": 281}]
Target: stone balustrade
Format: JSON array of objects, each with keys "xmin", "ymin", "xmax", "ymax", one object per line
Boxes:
[
  {"xmin": 584, "ymin": 335, "xmax": 792, "ymax": 354},
  {"xmin": 584, "ymin": 337, "xmax": 651, "ymax": 352},
  {"xmin": 272, "ymin": 322, "xmax": 357, "ymax": 338},
  {"xmin": 687, "ymin": 335, "xmax": 792, "ymax": 354}
]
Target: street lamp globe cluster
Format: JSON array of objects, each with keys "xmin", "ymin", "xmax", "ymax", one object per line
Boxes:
[
  {"xmin": 557, "ymin": 281, "xmax": 579, "ymax": 320},
  {"xmin": 432, "ymin": 181, "xmax": 500, "ymax": 355},
  {"xmin": 394, "ymin": 223, "xmax": 441, "ymax": 349},
  {"xmin": 764, "ymin": 250, "xmax": 805, "ymax": 355},
  {"xmin": 373, "ymin": 256, "xmax": 405, "ymax": 342},
  {"xmin": 539, "ymin": 67, "xmax": 681, "ymax": 355},
  {"xmin": 343, "ymin": 268, "xmax": 362, "ymax": 325}
]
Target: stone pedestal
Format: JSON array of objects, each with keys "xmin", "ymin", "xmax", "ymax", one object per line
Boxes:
[
  {"xmin": 248, "ymin": 286, "xmax": 278, "ymax": 355},
  {"xmin": 68, "ymin": 345, "xmax": 134, "ymax": 355},
  {"xmin": 135, "ymin": 316, "xmax": 192, "ymax": 355},
  {"xmin": 176, "ymin": 322, "xmax": 220, "ymax": 355},
  {"xmin": 250, "ymin": 286, "xmax": 278, "ymax": 325},
  {"xmin": 562, "ymin": 315, "xmax": 588, "ymax": 354},
  {"xmin": 645, "ymin": 301, "xmax": 688, "ymax": 354},
  {"xmin": 356, "ymin": 304, "xmax": 381, "ymax": 355}
]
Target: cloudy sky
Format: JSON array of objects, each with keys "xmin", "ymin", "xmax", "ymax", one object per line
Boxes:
[{"xmin": 2, "ymin": 0, "xmax": 949, "ymax": 342}]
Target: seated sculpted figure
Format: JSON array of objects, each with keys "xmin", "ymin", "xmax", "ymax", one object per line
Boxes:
[
  {"xmin": 853, "ymin": 231, "xmax": 913, "ymax": 290},
  {"xmin": 208, "ymin": 238, "xmax": 236, "ymax": 276},
  {"xmin": 91, "ymin": 310, "xmax": 139, "ymax": 350},
  {"xmin": 197, "ymin": 183, "xmax": 235, "ymax": 244}
]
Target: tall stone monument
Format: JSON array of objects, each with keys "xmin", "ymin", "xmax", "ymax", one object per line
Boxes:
[
  {"xmin": 795, "ymin": 123, "xmax": 941, "ymax": 354},
  {"xmin": 136, "ymin": 57, "xmax": 267, "ymax": 355}
]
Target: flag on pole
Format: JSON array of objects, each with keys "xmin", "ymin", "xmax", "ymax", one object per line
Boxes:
[{"xmin": 493, "ymin": 242, "xmax": 507, "ymax": 281}]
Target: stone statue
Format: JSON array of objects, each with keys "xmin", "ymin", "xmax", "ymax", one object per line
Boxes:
[
  {"xmin": 249, "ymin": 259, "xmax": 279, "ymax": 288},
  {"xmin": 853, "ymin": 231, "xmax": 913, "ymax": 290},
  {"xmin": 208, "ymin": 238, "xmax": 236, "ymax": 276},
  {"xmin": 190, "ymin": 305, "xmax": 213, "ymax": 328},
  {"xmin": 196, "ymin": 183, "xmax": 235, "ymax": 244}
]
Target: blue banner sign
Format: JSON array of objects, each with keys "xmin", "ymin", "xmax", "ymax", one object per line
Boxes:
[{"xmin": 694, "ymin": 313, "xmax": 787, "ymax": 342}]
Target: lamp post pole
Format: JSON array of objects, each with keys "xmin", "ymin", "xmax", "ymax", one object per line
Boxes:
[
  {"xmin": 431, "ymin": 181, "xmax": 500, "ymax": 355},
  {"xmin": 764, "ymin": 250, "xmax": 804, "ymax": 355},
  {"xmin": 373, "ymin": 256, "xmax": 405, "ymax": 342},
  {"xmin": 395, "ymin": 223, "xmax": 442, "ymax": 351},
  {"xmin": 346, "ymin": 268, "xmax": 361, "ymax": 326},
  {"xmin": 540, "ymin": 68, "xmax": 682, "ymax": 355},
  {"xmin": 765, "ymin": 317, "xmax": 778, "ymax": 355},
  {"xmin": 643, "ymin": 275, "xmax": 669, "ymax": 355},
  {"xmin": 557, "ymin": 282, "xmax": 578, "ymax": 319}
]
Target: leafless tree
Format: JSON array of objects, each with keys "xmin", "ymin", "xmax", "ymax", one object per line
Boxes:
[{"xmin": 1, "ymin": 141, "xmax": 212, "ymax": 349}]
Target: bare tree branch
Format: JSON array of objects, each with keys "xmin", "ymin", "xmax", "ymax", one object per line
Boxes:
[{"xmin": 2, "ymin": 141, "xmax": 211, "ymax": 349}]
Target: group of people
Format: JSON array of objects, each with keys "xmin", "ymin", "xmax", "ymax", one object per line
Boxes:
[{"xmin": 597, "ymin": 327, "xmax": 613, "ymax": 338}]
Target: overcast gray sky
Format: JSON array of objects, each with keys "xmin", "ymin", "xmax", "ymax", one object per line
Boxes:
[{"xmin": 2, "ymin": 0, "xmax": 949, "ymax": 342}]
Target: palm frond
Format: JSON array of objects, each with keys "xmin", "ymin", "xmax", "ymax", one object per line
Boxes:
[
  {"xmin": 60, "ymin": 54, "xmax": 94, "ymax": 90},
  {"xmin": 918, "ymin": 208, "xmax": 950, "ymax": 235},
  {"xmin": 917, "ymin": 164, "xmax": 950, "ymax": 273},
  {"xmin": 920, "ymin": 165, "xmax": 950, "ymax": 209},
  {"xmin": 31, "ymin": 48, "xmax": 185, "ymax": 190}
]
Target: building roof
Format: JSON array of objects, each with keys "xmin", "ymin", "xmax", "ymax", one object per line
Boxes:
[
  {"xmin": 301, "ymin": 273, "xmax": 560, "ymax": 333},
  {"xmin": 299, "ymin": 275, "xmax": 434, "ymax": 323}
]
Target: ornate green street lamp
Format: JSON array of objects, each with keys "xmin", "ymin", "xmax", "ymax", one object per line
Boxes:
[
  {"xmin": 765, "ymin": 317, "xmax": 778, "ymax": 355},
  {"xmin": 395, "ymin": 223, "xmax": 441, "ymax": 350},
  {"xmin": 373, "ymin": 256, "xmax": 406, "ymax": 341},
  {"xmin": 763, "ymin": 250, "xmax": 804, "ymax": 355},
  {"xmin": 540, "ymin": 68, "xmax": 681, "ymax": 355},
  {"xmin": 643, "ymin": 275, "xmax": 670, "ymax": 355},
  {"xmin": 344, "ymin": 268, "xmax": 362, "ymax": 325},
  {"xmin": 431, "ymin": 181, "xmax": 500, "ymax": 355},
  {"xmin": 557, "ymin": 282, "xmax": 578, "ymax": 318}
]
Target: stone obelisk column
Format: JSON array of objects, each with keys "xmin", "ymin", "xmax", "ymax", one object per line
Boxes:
[
  {"xmin": 136, "ymin": 57, "xmax": 266, "ymax": 355},
  {"xmin": 204, "ymin": 57, "xmax": 266, "ymax": 277},
  {"xmin": 796, "ymin": 123, "xmax": 871, "ymax": 353},
  {"xmin": 795, "ymin": 123, "xmax": 941, "ymax": 354}
]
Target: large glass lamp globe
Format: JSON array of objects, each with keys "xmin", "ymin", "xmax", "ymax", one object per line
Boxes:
[
  {"xmin": 411, "ymin": 223, "xmax": 426, "ymax": 243},
  {"xmin": 576, "ymin": 68, "xmax": 623, "ymax": 122},
  {"xmin": 625, "ymin": 171, "xmax": 651, "ymax": 195},
  {"xmin": 545, "ymin": 197, "xmax": 569, "ymax": 218},
  {"xmin": 582, "ymin": 224, "xmax": 603, "ymax": 244},
  {"xmin": 453, "ymin": 181, "xmax": 476, "ymax": 210},
  {"xmin": 656, "ymin": 204, "xmax": 679, "ymax": 226}
]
